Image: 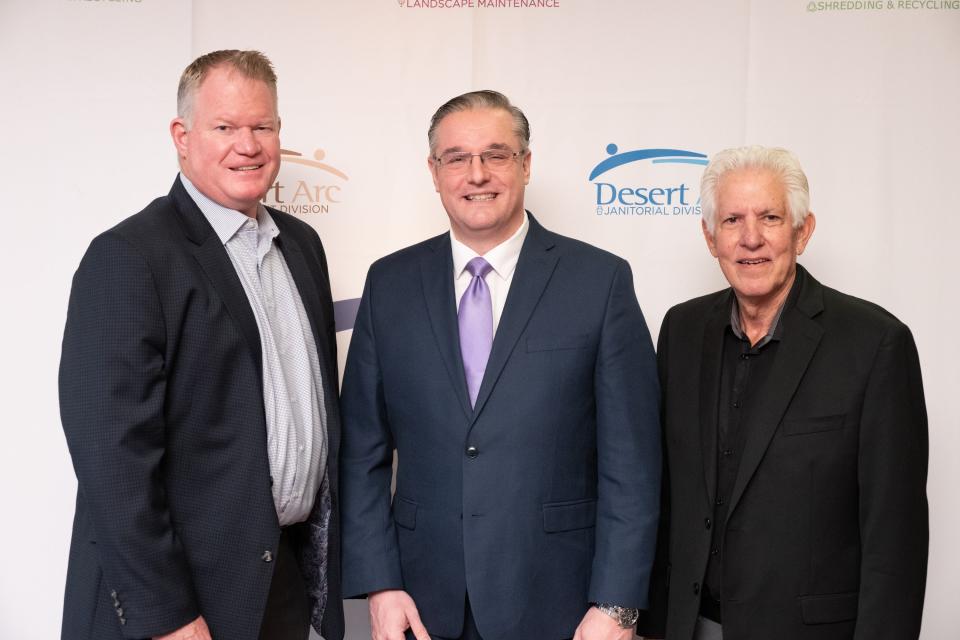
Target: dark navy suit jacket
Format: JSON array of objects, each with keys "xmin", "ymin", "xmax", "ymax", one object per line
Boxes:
[
  {"xmin": 340, "ymin": 214, "xmax": 662, "ymax": 640},
  {"xmin": 59, "ymin": 177, "xmax": 344, "ymax": 640}
]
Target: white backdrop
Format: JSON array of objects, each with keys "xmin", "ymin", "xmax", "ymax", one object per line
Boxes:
[{"xmin": 1, "ymin": 1, "xmax": 957, "ymax": 638}]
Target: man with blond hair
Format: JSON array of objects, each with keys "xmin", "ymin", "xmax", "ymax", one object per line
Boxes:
[{"xmin": 60, "ymin": 50, "xmax": 343, "ymax": 640}]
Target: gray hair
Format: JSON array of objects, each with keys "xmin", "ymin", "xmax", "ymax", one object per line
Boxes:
[
  {"xmin": 428, "ymin": 90, "xmax": 530, "ymax": 155},
  {"xmin": 177, "ymin": 50, "xmax": 278, "ymax": 126},
  {"xmin": 700, "ymin": 145, "xmax": 810, "ymax": 235}
]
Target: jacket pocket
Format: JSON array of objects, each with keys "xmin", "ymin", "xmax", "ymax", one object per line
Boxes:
[
  {"xmin": 799, "ymin": 591, "xmax": 859, "ymax": 624},
  {"xmin": 783, "ymin": 414, "xmax": 845, "ymax": 436},
  {"xmin": 527, "ymin": 333, "xmax": 591, "ymax": 352},
  {"xmin": 392, "ymin": 496, "xmax": 418, "ymax": 530},
  {"xmin": 542, "ymin": 498, "xmax": 597, "ymax": 532}
]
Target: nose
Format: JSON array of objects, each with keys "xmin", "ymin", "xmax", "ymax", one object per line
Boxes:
[
  {"xmin": 466, "ymin": 154, "xmax": 490, "ymax": 184},
  {"xmin": 233, "ymin": 127, "xmax": 260, "ymax": 156},
  {"xmin": 739, "ymin": 217, "xmax": 763, "ymax": 249}
]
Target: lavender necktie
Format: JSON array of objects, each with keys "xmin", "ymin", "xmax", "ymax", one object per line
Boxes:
[{"xmin": 459, "ymin": 257, "xmax": 494, "ymax": 408}]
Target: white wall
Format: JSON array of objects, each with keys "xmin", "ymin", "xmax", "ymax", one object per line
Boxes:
[{"xmin": 1, "ymin": 1, "xmax": 956, "ymax": 638}]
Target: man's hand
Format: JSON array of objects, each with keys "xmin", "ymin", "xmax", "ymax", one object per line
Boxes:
[
  {"xmin": 573, "ymin": 606, "xmax": 635, "ymax": 640},
  {"xmin": 153, "ymin": 616, "xmax": 212, "ymax": 640},
  {"xmin": 368, "ymin": 589, "xmax": 430, "ymax": 640}
]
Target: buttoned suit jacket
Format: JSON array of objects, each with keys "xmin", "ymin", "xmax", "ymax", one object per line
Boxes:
[
  {"xmin": 643, "ymin": 265, "xmax": 928, "ymax": 640},
  {"xmin": 339, "ymin": 214, "xmax": 662, "ymax": 640},
  {"xmin": 59, "ymin": 177, "xmax": 344, "ymax": 640}
]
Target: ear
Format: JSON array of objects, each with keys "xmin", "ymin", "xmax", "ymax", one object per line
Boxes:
[
  {"xmin": 521, "ymin": 149, "xmax": 532, "ymax": 185},
  {"xmin": 428, "ymin": 155, "xmax": 441, "ymax": 193},
  {"xmin": 170, "ymin": 117, "xmax": 189, "ymax": 159},
  {"xmin": 795, "ymin": 212, "xmax": 816, "ymax": 255},
  {"xmin": 702, "ymin": 219, "xmax": 719, "ymax": 258}
]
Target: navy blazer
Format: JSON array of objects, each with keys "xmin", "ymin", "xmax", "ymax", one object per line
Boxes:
[
  {"xmin": 340, "ymin": 214, "xmax": 662, "ymax": 640},
  {"xmin": 643, "ymin": 265, "xmax": 928, "ymax": 640},
  {"xmin": 59, "ymin": 177, "xmax": 344, "ymax": 640}
]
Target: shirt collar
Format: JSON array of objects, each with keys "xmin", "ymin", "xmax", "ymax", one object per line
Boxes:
[
  {"xmin": 179, "ymin": 173, "xmax": 278, "ymax": 246},
  {"xmin": 451, "ymin": 211, "xmax": 529, "ymax": 281},
  {"xmin": 728, "ymin": 268, "xmax": 805, "ymax": 347},
  {"xmin": 729, "ymin": 296, "xmax": 786, "ymax": 348}
]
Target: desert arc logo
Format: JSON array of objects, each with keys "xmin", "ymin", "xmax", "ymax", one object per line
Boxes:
[
  {"xmin": 590, "ymin": 144, "xmax": 707, "ymax": 217},
  {"xmin": 262, "ymin": 147, "xmax": 349, "ymax": 215}
]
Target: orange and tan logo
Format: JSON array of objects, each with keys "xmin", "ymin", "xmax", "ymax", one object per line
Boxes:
[{"xmin": 262, "ymin": 147, "xmax": 349, "ymax": 215}]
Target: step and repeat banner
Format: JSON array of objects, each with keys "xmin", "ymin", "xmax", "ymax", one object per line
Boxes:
[{"xmin": 1, "ymin": 1, "xmax": 957, "ymax": 638}]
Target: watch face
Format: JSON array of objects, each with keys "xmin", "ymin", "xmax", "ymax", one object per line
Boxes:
[{"xmin": 621, "ymin": 608, "xmax": 639, "ymax": 626}]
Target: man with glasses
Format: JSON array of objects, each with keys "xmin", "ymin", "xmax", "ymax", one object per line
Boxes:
[{"xmin": 339, "ymin": 90, "xmax": 662, "ymax": 640}]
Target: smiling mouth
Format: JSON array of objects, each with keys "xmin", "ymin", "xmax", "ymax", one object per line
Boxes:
[
  {"xmin": 231, "ymin": 165, "xmax": 263, "ymax": 172},
  {"xmin": 738, "ymin": 258, "xmax": 770, "ymax": 265},
  {"xmin": 465, "ymin": 193, "xmax": 497, "ymax": 201}
]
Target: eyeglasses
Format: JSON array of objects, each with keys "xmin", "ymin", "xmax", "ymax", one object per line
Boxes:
[{"xmin": 433, "ymin": 148, "xmax": 526, "ymax": 173}]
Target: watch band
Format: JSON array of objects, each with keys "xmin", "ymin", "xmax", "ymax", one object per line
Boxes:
[{"xmin": 594, "ymin": 602, "xmax": 640, "ymax": 628}]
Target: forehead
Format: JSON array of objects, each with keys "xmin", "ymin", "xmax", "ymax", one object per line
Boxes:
[
  {"xmin": 193, "ymin": 67, "xmax": 277, "ymax": 115},
  {"xmin": 434, "ymin": 108, "xmax": 517, "ymax": 150},
  {"xmin": 716, "ymin": 167, "xmax": 786, "ymax": 212}
]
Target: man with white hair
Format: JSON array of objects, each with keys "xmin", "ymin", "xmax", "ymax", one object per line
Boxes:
[{"xmin": 639, "ymin": 146, "xmax": 928, "ymax": 640}]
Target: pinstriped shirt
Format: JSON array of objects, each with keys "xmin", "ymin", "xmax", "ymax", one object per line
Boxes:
[{"xmin": 181, "ymin": 174, "xmax": 328, "ymax": 527}]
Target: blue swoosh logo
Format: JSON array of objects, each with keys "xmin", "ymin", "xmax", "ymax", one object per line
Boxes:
[{"xmin": 589, "ymin": 147, "xmax": 708, "ymax": 181}]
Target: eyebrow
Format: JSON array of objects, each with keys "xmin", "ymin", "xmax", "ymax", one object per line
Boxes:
[{"xmin": 437, "ymin": 142, "xmax": 514, "ymax": 156}]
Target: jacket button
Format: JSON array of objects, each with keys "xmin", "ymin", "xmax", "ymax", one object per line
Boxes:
[
  {"xmin": 693, "ymin": 582, "xmax": 700, "ymax": 595},
  {"xmin": 466, "ymin": 445, "xmax": 479, "ymax": 458},
  {"xmin": 262, "ymin": 550, "xmax": 273, "ymax": 562}
]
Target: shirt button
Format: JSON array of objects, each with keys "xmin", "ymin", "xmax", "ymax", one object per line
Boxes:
[
  {"xmin": 722, "ymin": 448, "xmax": 734, "ymax": 457},
  {"xmin": 716, "ymin": 496, "xmax": 725, "ymax": 506},
  {"xmin": 711, "ymin": 547, "xmax": 720, "ymax": 556},
  {"xmin": 466, "ymin": 445, "xmax": 479, "ymax": 458},
  {"xmin": 693, "ymin": 582, "xmax": 701, "ymax": 595},
  {"xmin": 705, "ymin": 518, "xmax": 712, "ymax": 530},
  {"xmin": 733, "ymin": 400, "xmax": 741, "ymax": 409}
]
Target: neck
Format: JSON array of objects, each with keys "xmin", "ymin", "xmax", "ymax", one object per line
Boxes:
[
  {"xmin": 453, "ymin": 211, "xmax": 524, "ymax": 255},
  {"xmin": 735, "ymin": 273, "xmax": 795, "ymax": 345}
]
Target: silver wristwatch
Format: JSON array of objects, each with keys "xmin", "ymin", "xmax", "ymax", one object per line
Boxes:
[{"xmin": 594, "ymin": 602, "xmax": 640, "ymax": 628}]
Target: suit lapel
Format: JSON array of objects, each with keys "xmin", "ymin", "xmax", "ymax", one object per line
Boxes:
[
  {"xmin": 698, "ymin": 294, "xmax": 729, "ymax": 506},
  {"xmin": 470, "ymin": 215, "xmax": 558, "ymax": 422},
  {"xmin": 421, "ymin": 233, "xmax": 473, "ymax": 420},
  {"xmin": 727, "ymin": 268, "xmax": 824, "ymax": 517},
  {"xmin": 169, "ymin": 178, "xmax": 263, "ymax": 377}
]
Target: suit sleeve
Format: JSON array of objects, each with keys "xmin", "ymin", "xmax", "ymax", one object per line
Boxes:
[
  {"xmin": 854, "ymin": 322, "xmax": 928, "ymax": 639},
  {"xmin": 59, "ymin": 232, "xmax": 198, "ymax": 638},
  {"xmin": 587, "ymin": 259, "xmax": 662, "ymax": 609},
  {"xmin": 339, "ymin": 269, "xmax": 405, "ymax": 597}
]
